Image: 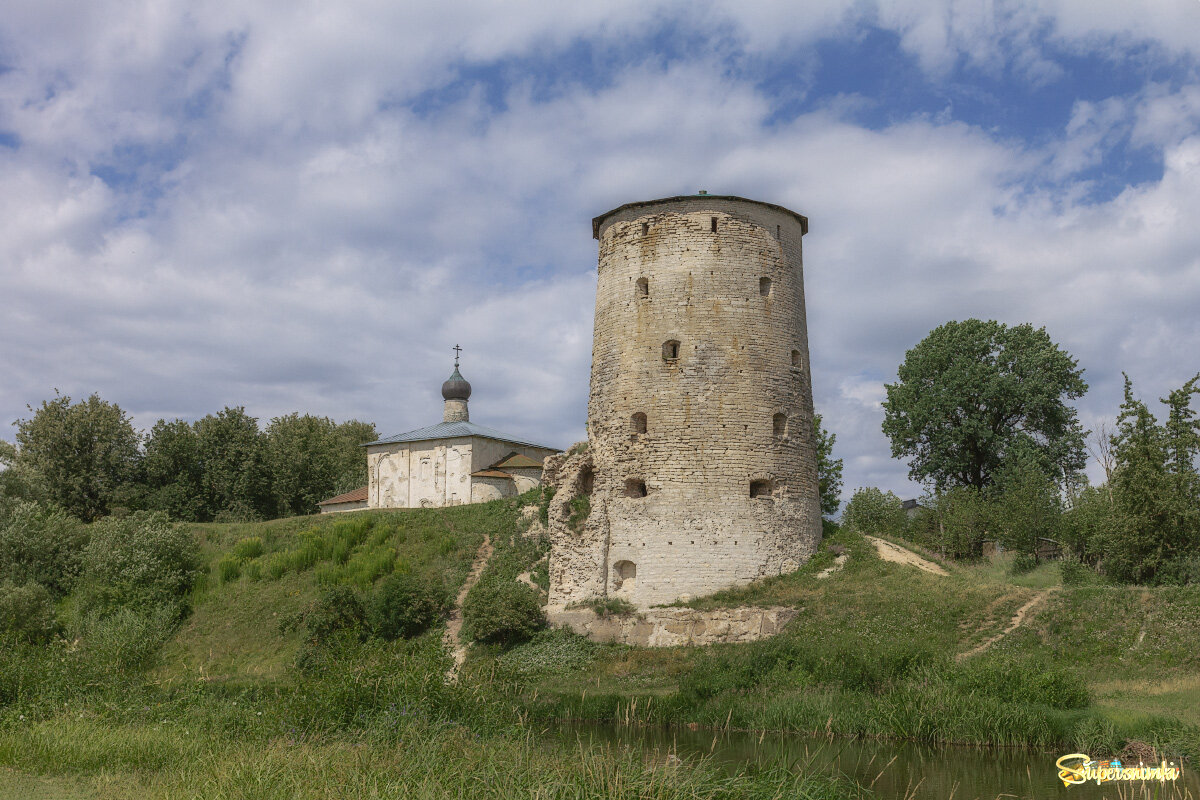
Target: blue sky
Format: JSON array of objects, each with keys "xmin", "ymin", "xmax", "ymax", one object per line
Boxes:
[{"xmin": 2, "ymin": 0, "xmax": 1199, "ymax": 504}]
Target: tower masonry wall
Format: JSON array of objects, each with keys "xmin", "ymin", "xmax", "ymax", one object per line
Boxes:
[{"xmin": 549, "ymin": 196, "xmax": 822, "ymax": 610}]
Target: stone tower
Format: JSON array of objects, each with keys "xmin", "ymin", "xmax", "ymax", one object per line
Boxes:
[{"xmin": 547, "ymin": 193, "xmax": 822, "ymax": 611}]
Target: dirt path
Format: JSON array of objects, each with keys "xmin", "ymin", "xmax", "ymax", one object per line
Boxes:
[
  {"xmin": 958, "ymin": 588, "xmax": 1057, "ymax": 660},
  {"xmin": 865, "ymin": 536, "xmax": 949, "ymax": 576},
  {"xmin": 442, "ymin": 533, "xmax": 493, "ymax": 680}
]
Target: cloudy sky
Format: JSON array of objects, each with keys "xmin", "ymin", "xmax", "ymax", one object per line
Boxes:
[{"xmin": 3, "ymin": 1, "xmax": 1199, "ymax": 504}]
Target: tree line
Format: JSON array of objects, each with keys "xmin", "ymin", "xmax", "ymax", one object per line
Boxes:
[
  {"xmin": 3, "ymin": 393, "xmax": 377, "ymax": 523},
  {"xmin": 842, "ymin": 319, "xmax": 1200, "ymax": 585}
]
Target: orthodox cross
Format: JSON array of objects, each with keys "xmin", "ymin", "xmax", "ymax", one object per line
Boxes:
[{"xmin": 452, "ymin": 344, "xmax": 462, "ymax": 367}]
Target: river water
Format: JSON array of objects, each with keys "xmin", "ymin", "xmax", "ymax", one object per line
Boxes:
[{"xmin": 550, "ymin": 724, "xmax": 1197, "ymax": 800}]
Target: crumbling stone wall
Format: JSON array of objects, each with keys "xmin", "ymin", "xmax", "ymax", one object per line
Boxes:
[{"xmin": 548, "ymin": 195, "xmax": 821, "ymax": 612}]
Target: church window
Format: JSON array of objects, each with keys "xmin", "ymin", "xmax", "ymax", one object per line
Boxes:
[
  {"xmin": 636, "ymin": 277, "xmax": 648, "ymax": 299},
  {"xmin": 662, "ymin": 340, "xmax": 680, "ymax": 361},
  {"xmin": 624, "ymin": 478, "xmax": 647, "ymax": 498}
]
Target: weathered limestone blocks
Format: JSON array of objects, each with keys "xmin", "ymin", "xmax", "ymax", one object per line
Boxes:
[
  {"xmin": 552, "ymin": 606, "xmax": 799, "ymax": 647},
  {"xmin": 546, "ymin": 195, "xmax": 822, "ymax": 619}
]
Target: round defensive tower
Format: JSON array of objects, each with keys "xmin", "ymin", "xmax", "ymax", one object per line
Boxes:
[{"xmin": 585, "ymin": 193, "xmax": 821, "ymax": 607}]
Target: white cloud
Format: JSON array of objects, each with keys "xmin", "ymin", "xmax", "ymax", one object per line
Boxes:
[{"xmin": 1, "ymin": 1, "xmax": 1199, "ymax": 507}]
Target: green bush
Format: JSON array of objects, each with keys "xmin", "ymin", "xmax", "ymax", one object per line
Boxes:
[
  {"xmin": 367, "ymin": 572, "xmax": 446, "ymax": 640},
  {"xmin": 841, "ymin": 487, "xmax": 908, "ymax": 538},
  {"xmin": 1010, "ymin": 552, "xmax": 1038, "ymax": 576},
  {"xmin": 0, "ymin": 501, "xmax": 87, "ymax": 596},
  {"xmin": 463, "ymin": 578, "xmax": 545, "ymax": 646},
  {"xmin": 216, "ymin": 555, "xmax": 242, "ymax": 583},
  {"xmin": 231, "ymin": 536, "xmax": 264, "ymax": 560},
  {"xmin": 304, "ymin": 586, "xmax": 366, "ymax": 643},
  {"xmin": 76, "ymin": 511, "xmax": 199, "ymax": 617},
  {"xmin": 0, "ymin": 580, "xmax": 58, "ymax": 643},
  {"xmin": 1059, "ymin": 558, "xmax": 1093, "ymax": 586}
]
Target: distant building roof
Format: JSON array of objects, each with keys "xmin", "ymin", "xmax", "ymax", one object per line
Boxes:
[
  {"xmin": 901, "ymin": 498, "xmax": 923, "ymax": 511},
  {"xmin": 364, "ymin": 420, "xmax": 554, "ymax": 450},
  {"xmin": 470, "ymin": 469, "xmax": 514, "ymax": 479},
  {"xmin": 592, "ymin": 194, "xmax": 809, "ymax": 238},
  {"xmin": 318, "ymin": 486, "xmax": 368, "ymax": 506},
  {"xmin": 492, "ymin": 453, "xmax": 544, "ymax": 469}
]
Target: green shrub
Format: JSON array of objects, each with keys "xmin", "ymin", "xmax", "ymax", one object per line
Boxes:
[
  {"xmin": 76, "ymin": 511, "xmax": 199, "ymax": 617},
  {"xmin": 841, "ymin": 487, "xmax": 908, "ymax": 538},
  {"xmin": 231, "ymin": 536, "xmax": 264, "ymax": 560},
  {"xmin": 304, "ymin": 586, "xmax": 366, "ymax": 644},
  {"xmin": 1059, "ymin": 557, "xmax": 1093, "ymax": 586},
  {"xmin": 952, "ymin": 655, "xmax": 1089, "ymax": 710},
  {"xmin": 0, "ymin": 580, "xmax": 58, "ymax": 643},
  {"xmin": 498, "ymin": 627, "xmax": 598, "ymax": 676},
  {"xmin": 367, "ymin": 572, "xmax": 446, "ymax": 640},
  {"xmin": 567, "ymin": 494, "xmax": 591, "ymax": 533},
  {"xmin": 573, "ymin": 597, "xmax": 637, "ymax": 618},
  {"xmin": 0, "ymin": 501, "xmax": 87, "ymax": 596},
  {"xmin": 1010, "ymin": 552, "xmax": 1038, "ymax": 576},
  {"xmin": 463, "ymin": 579, "xmax": 545, "ymax": 646},
  {"xmin": 216, "ymin": 555, "xmax": 242, "ymax": 584}
]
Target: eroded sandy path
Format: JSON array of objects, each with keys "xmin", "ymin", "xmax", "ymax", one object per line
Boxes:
[
  {"xmin": 442, "ymin": 533, "xmax": 493, "ymax": 680},
  {"xmin": 958, "ymin": 588, "xmax": 1057, "ymax": 660},
  {"xmin": 865, "ymin": 536, "xmax": 949, "ymax": 576}
]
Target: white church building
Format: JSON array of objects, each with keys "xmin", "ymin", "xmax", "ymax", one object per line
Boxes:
[{"xmin": 319, "ymin": 357, "xmax": 557, "ymax": 512}]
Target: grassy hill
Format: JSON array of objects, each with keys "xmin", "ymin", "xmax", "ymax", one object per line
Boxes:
[{"xmin": 3, "ymin": 494, "xmax": 1198, "ymax": 797}]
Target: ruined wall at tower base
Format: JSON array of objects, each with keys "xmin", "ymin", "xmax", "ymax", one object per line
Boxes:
[{"xmin": 549, "ymin": 606, "xmax": 798, "ymax": 647}]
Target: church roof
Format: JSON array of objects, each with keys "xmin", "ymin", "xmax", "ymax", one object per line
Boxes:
[
  {"xmin": 492, "ymin": 453, "xmax": 544, "ymax": 469},
  {"xmin": 364, "ymin": 420, "xmax": 555, "ymax": 450},
  {"xmin": 318, "ymin": 486, "xmax": 368, "ymax": 505}
]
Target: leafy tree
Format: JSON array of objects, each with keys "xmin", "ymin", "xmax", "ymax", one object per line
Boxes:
[
  {"xmin": 76, "ymin": 511, "xmax": 200, "ymax": 617},
  {"xmin": 264, "ymin": 414, "xmax": 376, "ymax": 517},
  {"xmin": 911, "ymin": 486, "xmax": 989, "ymax": 559},
  {"xmin": 882, "ymin": 320, "xmax": 1088, "ymax": 492},
  {"xmin": 142, "ymin": 419, "xmax": 205, "ymax": 521},
  {"xmin": 1102, "ymin": 374, "xmax": 1200, "ymax": 583},
  {"xmin": 195, "ymin": 407, "xmax": 269, "ymax": 521},
  {"xmin": 841, "ymin": 487, "xmax": 908, "ymax": 538},
  {"xmin": 0, "ymin": 440, "xmax": 47, "ymax": 513},
  {"xmin": 814, "ymin": 413, "xmax": 843, "ymax": 518},
  {"xmin": 14, "ymin": 393, "xmax": 142, "ymax": 521},
  {"xmin": 0, "ymin": 501, "xmax": 87, "ymax": 595}
]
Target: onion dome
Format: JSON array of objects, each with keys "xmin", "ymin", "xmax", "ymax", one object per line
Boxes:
[{"xmin": 441, "ymin": 366, "xmax": 472, "ymax": 401}]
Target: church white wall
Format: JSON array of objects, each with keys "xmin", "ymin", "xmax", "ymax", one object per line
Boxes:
[{"xmin": 368, "ymin": 437, "xmax": 558, "ymax": 510}]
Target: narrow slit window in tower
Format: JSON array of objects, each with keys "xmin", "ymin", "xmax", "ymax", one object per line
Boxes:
[
  {"xmin": 710, "ymin": 217, "xmax": 718, "ymax": 232},
  {"xmin": 625, "ymin": 478, "xmax": 648, "ymax": 498},
  {"xmin": 636, "ymin": 277, "xmax": 648, "ymax": 299},
  {"xmin": 631, "ymin": 412, "xmax": 647, "ymax": 434},
  {"xmin": 641, "ymin": 222, "xmax": 649, "ymax": 235},
  {"xmin": 760, "ymin": 277, "xmax": 772, "ymax": 296},
  {"xmin": 750, "ymin": 480, "xmax": 774, "ymax": 499},
  {"xmin": 773, "ymin": 413, "xmax": 787, "ymax": 438},
  {"xmin": 662, "ymin": 340, "xmax": 680, "ymax": 361},
  {"xmin": 791, "ymin": 349, "xmax": 801, "ymax": 368},
  {"xmin": 776, "ymin": 224, "xmax": 781, "ymax": 240},
  {"xmin": 579, "ymin": 467, "xmax": 594, "ymax": 496}
]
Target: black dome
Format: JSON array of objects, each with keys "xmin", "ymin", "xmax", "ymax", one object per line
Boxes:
[{"xmin": 441, "ymin": 366, "xmax": 472, "ymax": 401}]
